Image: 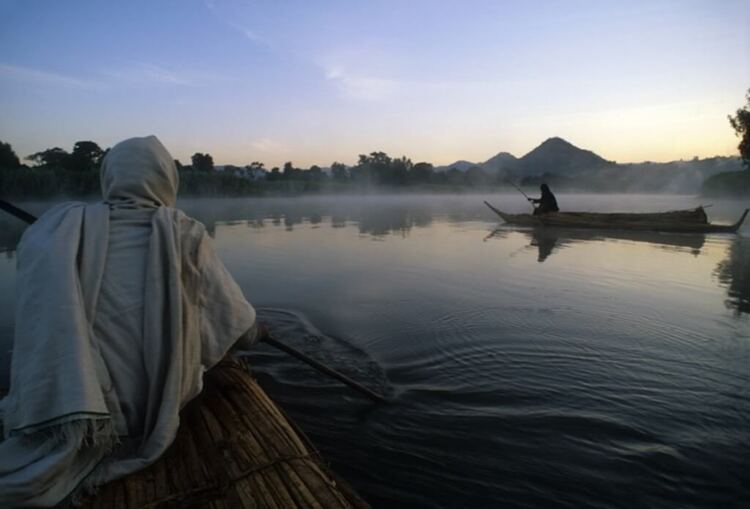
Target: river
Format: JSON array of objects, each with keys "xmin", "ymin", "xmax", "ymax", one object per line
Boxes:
[{"xmin": 1, "ymin": 193, "xmax": 748, "ymax": 508}]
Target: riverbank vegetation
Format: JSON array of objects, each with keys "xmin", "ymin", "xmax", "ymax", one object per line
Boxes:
[
  {"xmin": 701, "ymin": 88, "xmax": 750, "ymax": 198},
  {"xmin": 0, "ymin": 142, "xmax": 508, "ymax": 198}
]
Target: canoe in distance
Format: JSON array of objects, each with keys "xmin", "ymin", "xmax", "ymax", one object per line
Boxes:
[{"xmin": 483, "ymin": 201, "xmax": 749, "ymax": 234}]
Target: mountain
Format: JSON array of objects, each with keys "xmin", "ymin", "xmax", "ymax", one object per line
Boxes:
[
  {"xmin": 436, "ymin": 138, "xmax": 612, "ymax": 177},
  {"xmin": 431, "ymin": 137, "xmax": 742, "ymax": 193},
  {"xmin": 480, "ymin": 151, "xmax": 518, "ymax": 175},
  {"xmin": 514, "ymin": 137, "xmax": 615, "ymax": 177},
  {"xmin": 435, "ymin": 160, "xmax": 477, "ymax": 172}
]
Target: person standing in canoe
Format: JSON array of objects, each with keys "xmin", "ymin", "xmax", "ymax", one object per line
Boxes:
[
  {"xmin": 528, "ymin": 183, "xmax": 560, "ymax": 215},
  {"xmin": 0, "ymin": 135, "xmax": 266, "ymax": 507}
]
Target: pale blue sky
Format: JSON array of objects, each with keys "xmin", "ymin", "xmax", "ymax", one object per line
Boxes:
[{"xmin": 1, "ymin": 0, "xmax": 748, "ymax": 167}]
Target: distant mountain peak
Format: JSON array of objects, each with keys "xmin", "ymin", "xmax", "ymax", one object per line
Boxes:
[
  {"xmin": 440, "ymin": 160, "xmax": 477, "ymax": 171},
  {"xmin": 518, "ymin": 137, "xmax": 613, "ymax": 175},
  {"xmin": 532, "ymin": 137, "xmax": 592, "ymax": 153},
  {"xmin": 538, "ymin": 136, "xmax": 574, "ymax": 147},
  {"xmin": 487, "ymin": 151, "xmax": 517, "ymax": 160},
  {"xmin": 440, "ymin": 137, "xmax": 614, "ymax": 176}
]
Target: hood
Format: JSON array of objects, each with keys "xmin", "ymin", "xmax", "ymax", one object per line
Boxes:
[{"xmin": 100, "ymin": 136, "xmax": 178, "ymax": 208}]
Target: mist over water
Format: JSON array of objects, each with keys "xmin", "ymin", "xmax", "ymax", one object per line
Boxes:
[{"xmin": 1, "ymin": 193, "xmax": 748, "ymax": 507}]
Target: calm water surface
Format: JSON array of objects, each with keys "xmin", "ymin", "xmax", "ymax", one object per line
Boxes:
[{"xmin": 1, "ymin": 194, "xmax": 748, "ymax": 508}]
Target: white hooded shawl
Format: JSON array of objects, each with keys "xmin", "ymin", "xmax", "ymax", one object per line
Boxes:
[{"xmin": 0, "ymin": 136, "xmax": 257, "ymax": 506}]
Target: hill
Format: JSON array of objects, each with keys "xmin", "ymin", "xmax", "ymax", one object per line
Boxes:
[
  {"xmin": 480, "ymin": 152, "xmax": 518, "ymax": 175},
  {"xmin": 433, "ymin": 137, "xmax": 743, "ymax": 193},
  {"xmin": 513, "ymin": 137, "xmax": 615, "ymax": 177},
  {"xmin": 437, "ymin": 137, "xmax": 614, "ymax": 177},
  {"xmin": 435, "ymin": 160, "xmax": 477, "ymax": 172}
]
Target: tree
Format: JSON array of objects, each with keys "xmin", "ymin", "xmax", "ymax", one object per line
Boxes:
[
  {"xmin": 307, "ymin": 165, "xmax": 323, "ymax": 181},
  {"xmin": 191, "ymin": 152, "xmax": 214, "ymax": 172},
  {"xmin": 268, "ymin": 167, "xmax": 281, "ymax": 181},
  {"xmin": 353, "ymin": 151, "xmax": 406, "ymax": 185},
  {"xmin": 331, "ymin": 162, "xmax": 349, "ymax": 182},
  {"xmin": 729, "ymin": 88, "xmax": 750, "ymax": 169},
  {"xmin": 350, "ymin": 155, "xmax": 372, "ymax": 183},
  {"xmin": 0, "ymin": 141, "xmax": 21, "ymax": 169},
  {"xmin": 243, "ymin": 162, "xmax": 266, "ymax": 180},
  {"xmin": 389, "ymin": 156, "xmax": 411, "ymax": 185},
  {"xmin": 27, "ymin": 147, "xmax": 70, "ymax": 168},
  {"xmin": 364, "ymin": 151, "xmax": 392, "ymax": 184},
  {"xmin": 282, "ymin": 161, "xmax": 298, "ymax": 180},
  {"xmin": 411, "ymin": 162, "xmax": 434, "ymax": 184},
  {"xmin": 68, "ymin": 141, "xmax": 104, "ymax": 172}
]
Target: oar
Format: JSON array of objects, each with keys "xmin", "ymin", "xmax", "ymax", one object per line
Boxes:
[
  {"xmin": 0, "ymin": 199, "xmax": 37, "ymax": 224},
  {"xmin": 0, "ymin": 198, "xmax": 386, "ymax": 404},
  {"xmin": 506, "ymin": 180, "xmax": 531, "ymax": 200},
  {"xmin": 259, "ymin": 336, "xmax": 385, "ymax": 403},
  {"xmin": 505, "ymin": 180, "xmax": 537, "ymax": 211}
]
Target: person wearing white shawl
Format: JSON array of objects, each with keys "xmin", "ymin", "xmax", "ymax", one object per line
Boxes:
[{"xmin": 0, "ymin": 136, "xmax": 260, "ymax": 507}]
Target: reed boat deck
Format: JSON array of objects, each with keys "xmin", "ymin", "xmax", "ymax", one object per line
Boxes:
[{"xmin": 77, "ymin": 357, "xmax": 370, "ymax": 509}]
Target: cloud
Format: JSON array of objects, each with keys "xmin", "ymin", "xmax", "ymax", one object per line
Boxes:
[
  {"xmin": 224, "ymin": 22, "xmax": 273, "ymax": 49},
  {"xmin": 319, "ymin": 56, "xmax": 571, "ymax": 108},
  {"xmin": 250, "ymin": 138, "xmax": 289, "ymax": 153},
  {"xmin": 101, "ymin": 62, "xmax": 227, "ymax": 87},
  {"xmin": 241, "ymin": 27, "xmax": 262, "ymax": 43},
  {"xmin": 321, "ymin": 63, "xmax": 528, "ymax": 103},
  {"xmin": 201, "ymin": 0, "xmax": 272, "ymax": 49},
  {"xmin": 318, "ymin": 50, "xmax": 529, "ymax": 103},
  {"xmin": 0, "ymin": 61, "xmax": 229, "ymax": 91},
  {"xmin": 0, "ymin": 63, "xmax": 96, "ymax": 88},
  {"xmin": 324, "ymin": 65, "xmax": 398, "ymax": 101}
]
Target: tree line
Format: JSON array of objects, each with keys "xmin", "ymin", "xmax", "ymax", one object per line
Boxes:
[
  {"xmin": 0, "ymin": 140, "xmax": 507, "ymax": 198},
  {"xmin": 0, "ymin": 141, "xmax": 265, "ymax": 197}
]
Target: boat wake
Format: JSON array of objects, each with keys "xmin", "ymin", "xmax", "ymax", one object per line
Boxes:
[{"xmin": 241, "ymin": 307, "xmax": 391, "ymax": 399}]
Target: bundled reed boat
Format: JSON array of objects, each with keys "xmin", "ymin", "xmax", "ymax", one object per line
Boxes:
[
  {"xmin": 77, "ymin": 357, "xmax": 370, "ymax": 509},
  {"xmin": 484, "ymin": 201, "xmax": 748, "ymax": 234}
]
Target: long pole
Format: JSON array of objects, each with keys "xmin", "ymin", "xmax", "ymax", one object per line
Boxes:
[
  {"xmin": 506, "ymin": 180, "xmax": 531, "ymax": 200},
  {"xmin": 0, "ymin": 198, "xmax": 386, "ymax": 404},
  {"xmin": 504, "ymin": 181, "xmax": 537, "ymax": 211},
  {"xmin": 261, "ymin": 336, "xmax": 385, "ymax": 403},
  {"xmin": 0, "ymin": 199, "xmax": 37, "ymax": 223}
]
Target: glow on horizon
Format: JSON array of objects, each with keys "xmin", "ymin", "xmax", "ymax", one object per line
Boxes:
[{"xmin": 0, "ymin": 0, "xmax": 748, "ymax": 168}]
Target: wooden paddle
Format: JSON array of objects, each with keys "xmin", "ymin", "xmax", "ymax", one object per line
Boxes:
[{"xmin": 0, "ymin": 198, "xmax": 386, "ymax": 404}]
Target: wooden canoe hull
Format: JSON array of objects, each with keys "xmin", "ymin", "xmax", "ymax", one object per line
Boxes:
[
  {"xmin": 484, "ymin": 201, "xmax": 749, "ymax": 234},
  {"xmin": 78, "ymin": 358, "xmax": 370, "ymax": 509}
]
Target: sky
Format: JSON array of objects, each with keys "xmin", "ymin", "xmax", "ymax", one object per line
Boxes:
[{"xmin": 0, "ymin": 0, "xmax": 748, "ymax": 168}]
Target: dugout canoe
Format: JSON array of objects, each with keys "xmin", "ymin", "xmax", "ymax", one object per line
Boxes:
[
  {"xmin": 484, "ymin": 201, "xmax": 749, "ymax": 234},
  {"xmin": 77, "ymin": 357, "xmax": 370, "ymax": 509}
]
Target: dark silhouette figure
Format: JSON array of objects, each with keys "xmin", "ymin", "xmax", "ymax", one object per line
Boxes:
[{"xmin": 529, "ymin": 183, "xmax": 559, "ymax": 215}]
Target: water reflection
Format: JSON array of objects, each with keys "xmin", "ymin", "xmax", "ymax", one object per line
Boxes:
[
  {"xmin": 486, "ymin": 226, "xmax": 705, "ymax": 262},
  {"xmin": 714, "ymin": 237, "xmax": 750, "ymax": 315},
  {"xmin": 178, "ymin": 198, "xmax": 437, "ymax": 238},
  {"xmin": 2, "ymin": 196, "xmax": 747, "ymax": 320},
  {"xmin": 356, "ymin": 207, "xmax": 432, "ymax": 237}
]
